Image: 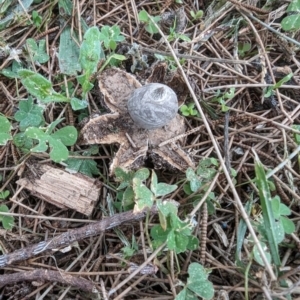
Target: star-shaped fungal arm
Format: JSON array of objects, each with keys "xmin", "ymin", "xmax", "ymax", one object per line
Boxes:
[{"xmin": 78, "ymin": 68, "xmax": 194, "ymax": 175}]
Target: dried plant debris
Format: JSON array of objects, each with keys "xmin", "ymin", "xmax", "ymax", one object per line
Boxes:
[
  {"xmin": 79, "ymin": 68, "xmax": 194, "ymax": 174},
  {"xmin": 17, "ymin": 163, "xmax": 101, "ymax": 216}
]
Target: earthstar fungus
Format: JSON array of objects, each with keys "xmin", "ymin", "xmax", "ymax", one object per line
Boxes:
[{"xmin": 79, "ymin": 68, "xmax": 194, "ymax": 174}]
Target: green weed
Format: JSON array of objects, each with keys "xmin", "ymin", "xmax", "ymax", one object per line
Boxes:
[
  {"xmin": 180, "ymin": 103, "xmax": 199, "ymax": 117},
  {"xmin": 0, "ymin": 190, "xmax": 14, "ymax": 230},
  {"xmin": 190, "ymin": 10, "xmax": 203, "ymax": 21},
  {"xmin": 175, "ymin": 263, "xmax": 214, "ymax": 300},
  {"xmin": 114, "ymin": 167, "xmax": 199, "ymax": 254},
  {"xmin": 138, "ymin": 10, "xmax": 161, "ymax": 34}
]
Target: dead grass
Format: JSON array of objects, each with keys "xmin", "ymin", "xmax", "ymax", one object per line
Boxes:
[{"xmin": 0, "ymin": 0, "xmax": 300, "ymax": 299}]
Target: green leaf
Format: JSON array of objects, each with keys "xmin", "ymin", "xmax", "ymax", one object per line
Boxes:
[
  {"xmin": 273, "ymin": 220, "xmax": 285, "ymax": 243},
  {"xmin": 32, "ymin": 10, "xmax": 42, "ymax": 27},
  {"xmin": 79, "ymin": 26, "xmax": 101, "ymax": 75},
  {"xmin": 174, "ymin": 232, "xmax": 193, "ymax": 253},
  {"xmin": 180, "ymin": 105, "xmax": 190, "ymax": 116},
  {"xmin": 150, "ymin": 170, "xmax": 158, "ymax": 195},
  {"xmin": 58, "ymin": 20, "xmax": 81, "ymax": 75},
  {"xmin": 188, "ymin": 262, "xmax": 208, "ymax": 281},
  {"xmin": 115, "ymin": 167, "xmax": 133, "ymax": 189},
  {"xmin": 13, "ymin": 132, "xmax": 33, "ymax": 152},
  {"xmin": 156, "ymin": 183, "xmax": 177, "ymax": 197},
  {"xmin": 138, "ymin": 10, "xmax": 149, "ymax": 22},
  {"xmin": 0, "ymin": 205, "xmax": 14, "ymax": 230},
  {"xmin": 122, "ymin": 186, "xmax": 135, "ymax": 208},
  {"xmin": 138, "ymin": 11, "xmax": 161, "ymax": 34},
  {"xmin": 186, "ymin": 236, "xmax": 199, "ymax": 251},
  {"xmin": 280, "ymin": 216, "xmax": 295, "ymax": 234},
  {"xmin": 26, "ymin": 38, "xmax": 49, "ymax": 63},
  {"xmin": 151, "ymin": 224, "xmax": 170, "ymax": 241},
  {"xmin": 116, "ymin": 173, "xmax": 130, "ymax": 188},
  {"xmin": 0, "ymin": 115, "xmax": 12, "ymax": 145},
  {"xmin": 225, "ymin": 87, "xmax": 235, "ymax": 99},
  {"xmin": 281, "ymin": 13, "xmax": 300, "ymax": 31},
  {"xmin": 46, "ymin": 118, "xmax": 64, "ymax": 135},
  {"xmin": 76, "ymin": 74, "xmax": 94, "ymax": 96},
  {"xmin": 18, "ymin": 69, "xmax": 53, "ymax": 100},
  {"xmin": 175, "ymin": 288, "xmax": 187, "ymax": 300},
  {"xmin": 236, "ymin": 200, "xmax": 252, "ymax": 261},
  {"xmin": 25, "ymin": 125, "xmax": 77, "ymax": 163},
  {"xmin": 254, "ymin": 155, "xmax": 281, "ymax": 266},
  {"xmin": 253, "ymin": 241, "xmax": 271, "ymax": 266},
  {"xmin": 109, "ymin": 40, "xmax": 117, "ymax": 51},
  {"xmin": 50, "ymin": 126, "xmax": 78, "ymax": 146},
  {"xmin": 279, "ymin": 202, "xmax": 291, "ymax": 216},
  {"xmin": 273, "ymin": 73, "xmax": 293, "ymax": 88},
  {"xmin": 14, "ymin": 98, "xmax": 45, "ymax": 130},
  {"xmin": 271, "ymin": 195, "xmax": 281, "ymax": 219},
  {"xmin": 157, "ymin": 199, "xmax": 178, "ymax": 217},
  {"xmin": 292, "ymin": 125, "xmax": 300, "ymax": 144},
  {"xmin": 48, "ymin": 138, "xmax": 69, "ymax": 162},
  {"xmin": 187, "ymin": 280, "xmax": 214, "ymax": 300},
  {"xmin": 133, "ymin": 178, "xmax": 154, "ymax": 211},
  {"xmin": 43, "ymin": 92, "xmax": 69, "ymax": 103},
  {"xmin": 1, "ymin": 60, "xmax": 22, "ymax": 78},
  {"xmin": 134, "ymin": 168, "xmax": 150, "ymax": 181},
  {"xmin": 186, "ymin": 263, "xmax": 214, "ymax": 300},
  {"xmin": 186, "ymin": 168, "xmax": 202, "ymax": 192},
  {"xmin": 65, "ymin": 156, "xmax": 100, "ymax": 177},
  {"xmin": 70, "ymin": 98, "xmax": 88, "ymax": 110},
  {"xmin": 0, "ymin": 191, "xmax": 9, "ymax": 199},
  {"xmin": 178, "ymin": 34, "xmax": 191, "ymax": 42}
]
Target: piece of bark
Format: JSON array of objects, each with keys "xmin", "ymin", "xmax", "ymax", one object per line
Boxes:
[{"xmin": 16, "ymin": 164, "xmax": 101, "ymax": 216}]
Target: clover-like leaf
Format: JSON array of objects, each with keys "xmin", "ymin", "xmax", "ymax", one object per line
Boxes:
[
  {"xmin": 157, "ymin": 199, "xmax": 178, "ymax": 217},
  {"xmin": 14, "ymin": 98, "xmax": 45, "ymax": 130},
  {"xmin": 253, "ymin": 241, "xmax": 271, "ymax": 266},
  {"xmin": 188, "ymin": 263, "xmax": 208, "ymax": 282},
  {"xmin": 65, "ymin": 156, "xmax": 100, "ymax": 177},
  {"xmin": 151, "ymin": 224, "xmax": 170, "ymax": 241},
  {"xmin": 25, "ymin": 125, "xmax": 77, "ymax": 163},
  {"xmin": 115, "ymin": 167, "xmax": 134, "ymax": 190},
  {"xmin": 186, "ymin": 263, "xmax": 214, "ymax": 300},
  {"xmin": 48, "ymin": 138, "xmax": 69, "ymax": 162},
  {"xmin": 0, "ymin": 115, "xmax": 12, "ymax": 145},
  {"xmin": 169, "ymin": 230, "xmax": 190, "ymax": 253},
  {"xmin": 51, "ymin": 126, "xmax": 78, "ymax": 146},
  {"xmin": 186, "ymin": 168, "xmax": 202, "ymax": 192},
  {"xmin": 1, "ymin": 60, "xmax": 22, "ymax": 79},
  {"xmin": 0, "ymin": 205, "xmax": 14, "ymax": 230},
  {"xmin": 0, "ymin": 190, "xmax": 9, "ymax": 199},
  {"xmin": 156, "ymin": 182, "xmax": 177, "ymax": 197},
  {"xmin": 280, "ymin": 216, "xmax": 295, "ymax": 234},
  {"xmin": 186, "ymin": 236, "xmax": 199, "ymax": 251},
  {"xmin": 26, "ymin": 38, "xmax": 49, "ymax": 64},
  {"xmin": 133, "ymin": 177, "xmax": 154, "ymax": 211},
  {"xmin": 70, "ymin": 97, "xmax": 88, "ymax": 110},
  {"xmin": 134, "ymin": 168, "xmax": 150, "ymax": 181}
]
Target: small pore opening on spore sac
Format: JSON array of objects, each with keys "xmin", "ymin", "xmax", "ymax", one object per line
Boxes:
[{"xmin": 151, "ymin": 87, "xmax": 165, "ymax": 99}]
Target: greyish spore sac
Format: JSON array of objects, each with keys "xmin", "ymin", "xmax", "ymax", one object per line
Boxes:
[{"xmin": 127, "ymin": 83, "xmax": 178, "ymax": 130}]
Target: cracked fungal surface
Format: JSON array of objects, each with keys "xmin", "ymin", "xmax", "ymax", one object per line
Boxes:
[{"xmin": 79, "ymin": 67, "xmax": 194, "ymax": 174}]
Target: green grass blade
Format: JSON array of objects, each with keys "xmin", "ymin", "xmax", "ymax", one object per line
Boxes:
[
  {"xmin": 254, "ymin": 152, "xmax": 281, "ymax": 266},
  {"xmin": 235, "ymin": 199, "xmax": 252, "ymax": 262}
]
